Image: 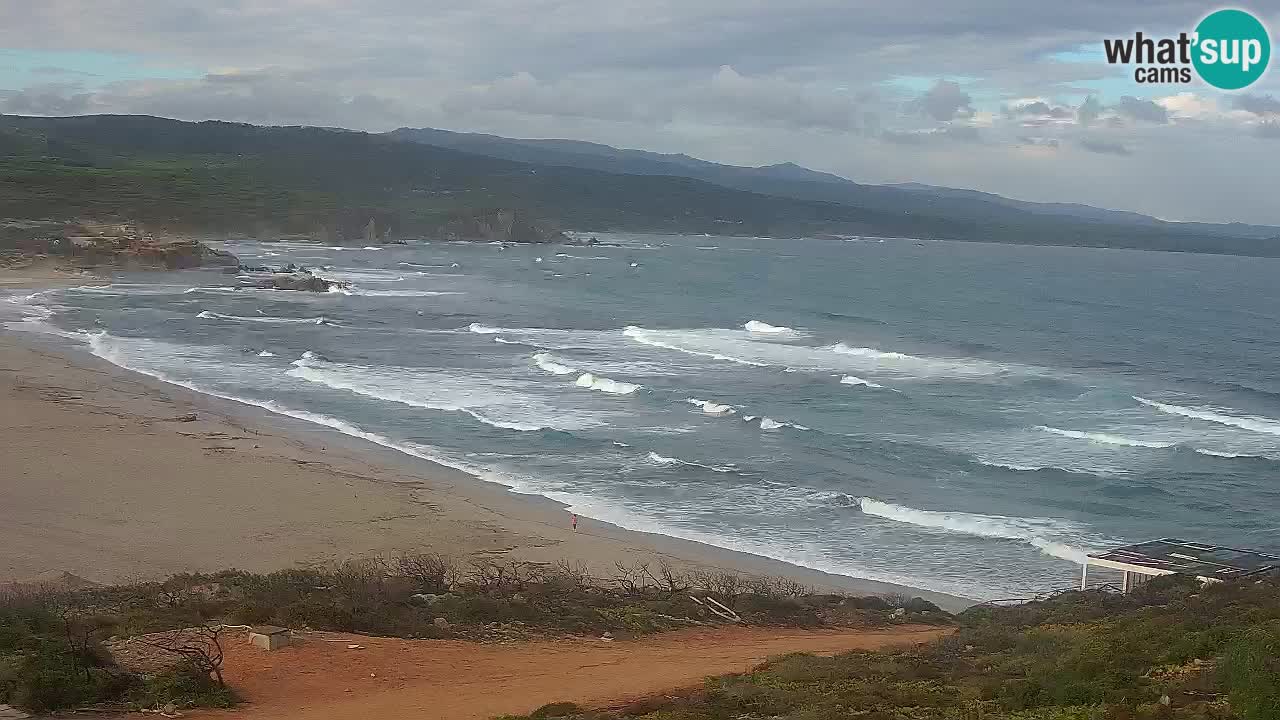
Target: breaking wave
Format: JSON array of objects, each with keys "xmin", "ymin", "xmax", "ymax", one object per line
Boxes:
[
  {"xmin": 532, "ymin": 353, "xmax": 577, "ymax": 375},
  {"xmin": 1036, "ymin": 426, "xmax": 1175, "ymax": 449},
  {"xmin": 286, "ymin": 353, "xmax": 602, "ymax": 431},
  {"xmin": 625, "ymin": 325, "xmax": 1011, "ymax": 378},
  {"xmin": 686, "ymin": 398, "xmax": 736, "ymax": 415},
  {"xmin": 574, "ymin": 372, "xmax": 640, "ymax": 395},
  {"xmin": 857, "ymin": 497, "xmax": 1098, "ymax": 563},
  {"xmin": 839, "ymin": 374, "xmax": 884, "ymax": 388},
  {"xmin": 338, "ymin": 288, "xmax": 462, "ymax": 297},
  {"xmin": 197, "ymin": 310, "xmax": 335, "ymax": 325},
  {"xmin": 756, "ymin": 417, "xmax": 810, "ymax": 431},
  {"xmin": 645, "ymin": 451, "xmax": 736, "ymax": 473},
  {"xmin": 1134, "ymin": 396, "xmax": 1280, "ymax": 437},
  {"xmin": 744, "ymin": 320, "xmax": 796, "ymax": 334},
  {"xmin": 623, "ymin": 326, "xmax": 768, "ymax": 366}
]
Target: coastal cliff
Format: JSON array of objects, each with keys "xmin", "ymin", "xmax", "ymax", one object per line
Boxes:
[{"xmin": 439, "ymin": 208, "xmax": 567, "ymax": 243}]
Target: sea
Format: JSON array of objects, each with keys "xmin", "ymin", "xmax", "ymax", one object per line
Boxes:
[{"xmin": 5, "ymin": 233, "xmax": 1279, "ymax": 601}]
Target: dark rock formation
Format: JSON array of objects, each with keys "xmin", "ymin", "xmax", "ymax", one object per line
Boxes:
[
  {"xmin": 240, "ymin": 271, "xmax": 344, "ymax": 293},
  {"xmin": 2, "ymin": 222, "xmax": 241, "ymax": 270},
  {"xmin": 440, "ymin": 209, "xmax": 567, "ymax": 243}
]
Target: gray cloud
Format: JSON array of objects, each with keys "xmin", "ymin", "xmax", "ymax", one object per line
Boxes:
[
  {"xmin": 1018, "ymin": 135, "xmax": 1060, "ymax": 148},
  {"xmin": 1115, "ymin": 96, "xmax": 1169, "ymax": 124},
  {"xmin": 0, "ymin": 83, "xmax": 91, "ymax": 115},
  {"xmin": 1076, "ymin": 95, "xmax": 1103, "ymax": 126},
  {"xmin": 2, "ymin": 1, "xmax": 1280, "ymax": 223},
  {"xmin": 1009, "ymin": 101, "xmax": 1072, "ymax": 119},
  {"xmin": 1234, "ymin": 93, "xmax": 1280, "ymax": 117},
  {"xmin": 882, "ymin": 125, "xmax": 981, "ymax": 145},
  {"xmin": 912, "ymin": 80, "xmax": 974, "ymax": 122},
  {"xmin": 1079, "ymin": 138, "xmax": 1131, "ymax": 156},
  {"xmin": 1257, "ymin": 122, "xmax": 1280, "ymax": 140}
]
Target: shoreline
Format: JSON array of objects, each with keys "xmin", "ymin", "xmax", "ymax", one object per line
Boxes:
[{"xmin": 1, "ymin": 270, "xmax": 973, "ymax": 611}]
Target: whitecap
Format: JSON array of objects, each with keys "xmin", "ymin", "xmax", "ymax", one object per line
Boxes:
[
  {"xmin": 756, "ymin": 417, "xmax": 809, "ymax": 431},
  {"xmin": 645, "ymin": 451, "xmax": 736, "ymax": 473},
  {"xmin": 686, "ymin": 398, "xmax": 736, "ymax": 415},
  {"xmin": 198, "ymin": 310, "xmax": 335, "ymax": 325},
  {"xmin": 532, "ymin": 352, "xmax": 577, "ymax": 375},
  {"xmin": 856, "ymin": 497, "xmax": 1104, "ymax": 564},
  {"xmin": 574, "ymin": 372, "xmax": 640, "ymax": 395},
  {"xmin": 1134, "ymin": 396, "xmax": 1280, "ymax": 437},
  {"xmin": 744, "ymin": 320, "xmax": 795, "ymax": 334},
  {"xmin": 1036, "ymin": 425, "xmax": 1175, "ymax": 449},
  {"xmin": 839, "ymin": 374, "xmax": 884, "ymax": 389}
]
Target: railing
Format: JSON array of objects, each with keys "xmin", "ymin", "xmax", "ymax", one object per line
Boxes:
[{"xmin": 971, "ymin": 583, "xmax": 1124, "ymax": 608}]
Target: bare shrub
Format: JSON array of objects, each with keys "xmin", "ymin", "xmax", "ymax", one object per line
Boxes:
[
  {"xmin": 611, "ymin": 561, "xmax": 653, "ymax": 596},
  {"xmin": 138, "ymin": 625, "xmax": 227, "ymax": 687},
  {"xmin": 395, "ymin": 553, "xmax": 456, "ymax": 593}
]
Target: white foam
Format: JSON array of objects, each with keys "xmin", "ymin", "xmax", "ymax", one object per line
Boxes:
[
  {"xmin": 839, "ymin": 374, "xmax": 884, "ymax": 389},
  {"xmin": 257, "ymin": 350, "xmax": 276, "ymax": 357},
  {"xmin": 1036, "ymin": 425, "xmax": 1175, "ymax": 449},
  {"xmin": 645, "ymin": 451, "xmax": 736, "ymax": 473},
  {"xmin": 1193, "ymin": 448, "xmax": 1276, "ymax": 460},
  {"xmin": 468, "ymin": 323, "xmax": 502, "ymax": 334},
  {"xmin": 316, "ymin": 270, "xmax": 403, "ymax": 283},
  {"xmin": 857, "ymin": 497, "xmax": 1099, "ymax": 563},
  {"xmin": 532, "ymin": 352, "xmax": 577, "ymax": 375},
  {"xmin": 624, "ymin": 325, "xmax": 1009, "ymax": 378},
  {"xmin": 574, "ymin": 372, "xmax": 640, "ymax": 395},
  {"xmin": 744, "ymin": 320, "xmax": 795, "ymax": 334},
  {"xmin": 624, "ymin": 326, "xmax": 768, "ymax": 367},
  {"xmin": 1134, "ymin": 396, "xmax": 1280, "ymax": 437},
  {"xmin": 756, "ymin": 417, "xmax": 810, "ymax": 431},
  {"xmin": 286, "ymin": 353, "xmax": 604, "ymax": 431},
  {"xmin": 198, "ymin": 310, "xmax": 334, "ymax": 325},
  {"xmin": 686, "ymin": 398, "xmax": 736, "ymax": 415},
  {"xmin": 344, "ymin": 289, "xmax": 462, "ymax": 297}
]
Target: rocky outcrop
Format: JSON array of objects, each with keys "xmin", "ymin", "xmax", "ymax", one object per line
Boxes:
[
  {"xmin": 440, "ymin": 209, "xmax": 567, "ymax": 243},
  {"xmin": 237, "ymin": 268, "xmax": 345, "ymax": 292},
  {"xmin": 4, "ymin": 222, "xmax": 240, "ymax": 270}
]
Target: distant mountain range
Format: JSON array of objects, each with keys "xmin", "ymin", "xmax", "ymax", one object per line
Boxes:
[
  {"xmin": 388, "ymin": 126, "xmax": 1280, "ymax": 242},
  {"xmin": 1, "ymin": 114, "xmax": 1277, "ymax": 256}
]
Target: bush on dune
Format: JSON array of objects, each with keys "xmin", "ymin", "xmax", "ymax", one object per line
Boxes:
[
  {"xmin": 497, "ymin": 574, "xmax": 1280, "ymax": 720},
  {"xmin": 1, "ymin": 554, "xmax": 941, "ymax": 713}
]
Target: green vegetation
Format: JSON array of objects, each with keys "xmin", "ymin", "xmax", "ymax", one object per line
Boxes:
[
  {"xmin": 497, "ymin": 575, "xmax": 1280, "ymax": 720},
  {"xmin": 0, "ymin": 555, "xmax": 940, "ymax": 713},
  {"xmin": 2, "ymin": 114, "xmax": 1278, "ymax": 255},
  {"xmin": 0, "ymin": 599, "xmax": 233, "ymax": 714}
]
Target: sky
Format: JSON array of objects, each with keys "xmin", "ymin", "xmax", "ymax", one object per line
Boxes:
[{"xmin": 2, "ymin": 1, "xmax": 1279, "ymax": 225}]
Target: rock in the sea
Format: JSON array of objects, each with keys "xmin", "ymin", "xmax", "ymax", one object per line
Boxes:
[{"xmin": 243, "ymin": 272, "xmax": 343, "ymax": 293}]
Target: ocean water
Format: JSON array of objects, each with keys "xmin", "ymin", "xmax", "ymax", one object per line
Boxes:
[{"xmin": 5, "ymin": 233, "xmax": 1279, "ymax": 600}]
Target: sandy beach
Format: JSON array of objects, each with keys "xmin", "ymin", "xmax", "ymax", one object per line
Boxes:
[{"xmin": 0, "ymin": 269, "xmax": 970, "ymax": 611}]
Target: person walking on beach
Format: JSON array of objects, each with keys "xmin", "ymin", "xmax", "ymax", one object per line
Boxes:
[{"xmin": 571, "ymin": 513, "xmax": 578, "ymax": 531}]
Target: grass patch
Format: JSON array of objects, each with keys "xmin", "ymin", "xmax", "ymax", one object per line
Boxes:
[
  {"xmin": 1, "ymin": 555, "xmax": 940, "ymax": 713},
  {"xmin": 494, "ymin": 574, "xmax": 1280, "ymax": 720}
]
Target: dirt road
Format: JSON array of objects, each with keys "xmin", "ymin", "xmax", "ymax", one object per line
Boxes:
[{"xmin": 210, "ymin": 624, "xmax": 948, "ymax": 720}]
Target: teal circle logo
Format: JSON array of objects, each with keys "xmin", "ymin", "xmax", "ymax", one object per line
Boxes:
[{"xmin": 1193, "ymin": 9, "xmax": 1271, "ymax": 90}]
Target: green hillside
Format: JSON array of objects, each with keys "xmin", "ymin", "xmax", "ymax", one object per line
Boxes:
[{"xmin": 2, "ymin": 114, "xmax": 1278, "ymax": 256}]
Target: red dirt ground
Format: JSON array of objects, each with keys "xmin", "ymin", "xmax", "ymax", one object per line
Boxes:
[{"xmin": 202, "ymin": 624, "xmax": 949, "ymax": 720}]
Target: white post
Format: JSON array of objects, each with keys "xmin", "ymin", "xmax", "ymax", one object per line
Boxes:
[
  {"xmin": 1122, "ymin": 571, "xmax": 1131, "ymax": 593},
  {"xmin": 1080, "ymin": 561, "xmax": 1089, "ymax": 590}
]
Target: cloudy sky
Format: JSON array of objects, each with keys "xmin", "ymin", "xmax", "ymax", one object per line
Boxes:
[{"xmin": 3, "ymin": 1, "xmax": 1279, "ymax": 224}]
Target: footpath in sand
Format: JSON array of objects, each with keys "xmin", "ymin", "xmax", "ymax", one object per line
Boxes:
[{"xmin": 209, "ymin": 625, "xmax": 949, "ymax": 720}]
